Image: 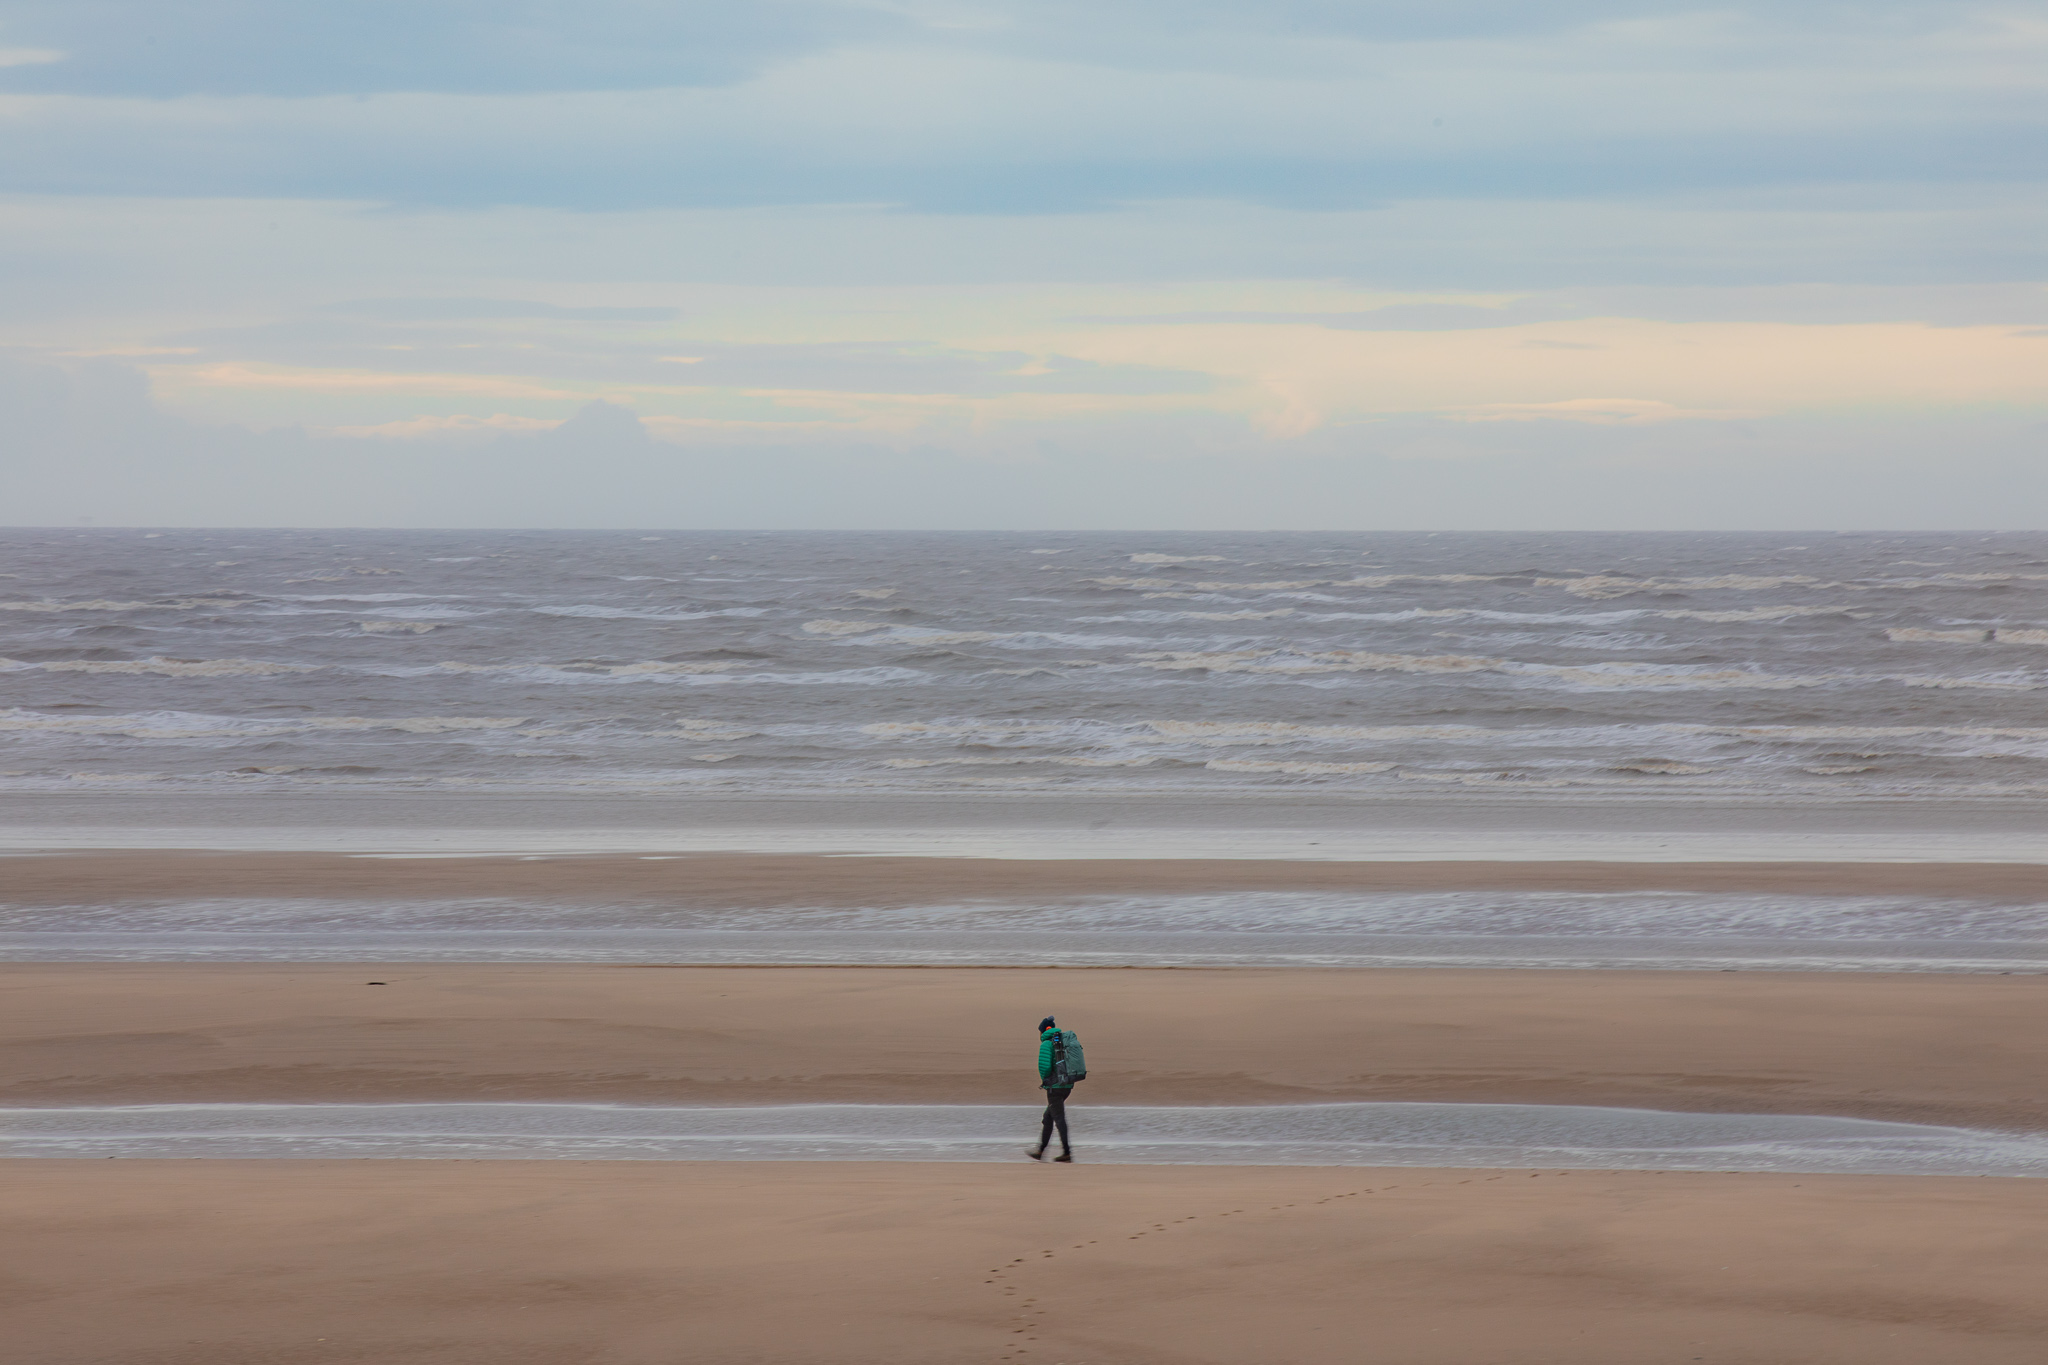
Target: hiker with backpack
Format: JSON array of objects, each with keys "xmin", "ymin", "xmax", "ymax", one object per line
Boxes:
[{"xmin": 1029, "ymin": 1015, "xmax": 1085, "ymax": 1162}]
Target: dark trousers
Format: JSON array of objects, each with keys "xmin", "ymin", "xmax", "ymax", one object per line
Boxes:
[{"xmin": 1039, "ymin": 1087, "xmax": 1073, "ymax": 1152}]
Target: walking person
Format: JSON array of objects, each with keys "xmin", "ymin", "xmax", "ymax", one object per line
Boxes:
[{"xmin": 1029, "ymin": 1015, "xmax": 1084, "ymax": 1162}]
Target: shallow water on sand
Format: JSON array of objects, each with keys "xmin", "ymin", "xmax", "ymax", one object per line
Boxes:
[
  {"xmin": 8, "ymin": 1102, "xmax": 2045, "ymax": 1176},
  {"xmin": 9, "ymin": 890, "xmax": 2043, "ymax": 970}
]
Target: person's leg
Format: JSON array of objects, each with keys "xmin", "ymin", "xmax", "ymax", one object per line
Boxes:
[{"xmin": 1049, "ymin": 1089, "xmax": 1071, "ymax": 1155}]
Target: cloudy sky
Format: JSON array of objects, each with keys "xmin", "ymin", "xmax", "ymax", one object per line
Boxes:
[{"xmin": 5, "ymin": 0, "xmax": 2046, "ymax": 527}]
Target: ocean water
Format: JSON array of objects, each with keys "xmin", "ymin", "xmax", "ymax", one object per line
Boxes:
[
  {"xmin": 8, "ymin": 1102, "xmax": 2044, "ymax": 1175},
  {"xmin": 7, "ymin": 890, "xmax": 2043, "ymax": 970},
  {"xmin": 7, "ymin": 528, "xmax": 2044, "ymax": 966},
  {"xmin": 5, "ymin": 528, "xmax": 2048, "ymax": 801}
]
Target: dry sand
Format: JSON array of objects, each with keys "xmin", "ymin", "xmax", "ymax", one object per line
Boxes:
[
  {"xmin": 10, "ymin": 849, "xmax": 2048, "ymax": 904},
  {"xmin": 5, "ymin": 963, "xmax": 2043, "ymax": 1129},
  {"xmin": 8, "ymin": 1161, "xmax": 2046, "ymax": 1365}
]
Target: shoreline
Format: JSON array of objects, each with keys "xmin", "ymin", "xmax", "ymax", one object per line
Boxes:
[
  {"xmin": 12, "ymin": 849, "xmax": 2048, "ymax": 903},
  {"xmin": 5, "ymin": 789, "xmax": 2044, "ymax": 861}
]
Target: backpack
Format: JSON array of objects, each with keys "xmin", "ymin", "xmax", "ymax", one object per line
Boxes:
[{"xmin": 1049, "ymin": 1029, "xmax": 1087, "ymax": 1087}]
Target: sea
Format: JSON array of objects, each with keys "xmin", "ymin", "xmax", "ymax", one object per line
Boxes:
[
  {"xmin": 4, "ymin": 528, "xmax": 2046, "ymax": 971},
  {"xmin": 4, "ymin": 527, "xmax": 2047, "ymax": 802}
]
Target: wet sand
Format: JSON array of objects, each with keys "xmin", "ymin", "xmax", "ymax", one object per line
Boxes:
[
  {"xmin": 5, "ymin": 962, "xmax": 2043, "ymax": 1129},
  {"xmin": 9, "ymin": 1161, "xmax": 2046, "ymax": 1365},
  {"xmin": 10, "ymin": 849, "xmax": 2048, "ymax": 903}
]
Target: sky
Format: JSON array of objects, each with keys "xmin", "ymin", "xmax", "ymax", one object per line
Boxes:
[{"xmin": 3, "ymin": 0, "xmax": 2046, "ymax": 528}]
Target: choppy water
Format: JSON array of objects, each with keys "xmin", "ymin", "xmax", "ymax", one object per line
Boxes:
[
  {"xmin": 7, "ymin": 1102, "xmax": 2043, "ymax": 1175},
  {"xmin": 5, "ymin": 529, "xmax": 2048, "ymax": 799}
]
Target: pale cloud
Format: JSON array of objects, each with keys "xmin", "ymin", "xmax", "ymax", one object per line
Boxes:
[
  {"xmin": 49, "ymin": 295, "xmax": 2048, "ymax": 452},
  {"xmin": 1039, "ymin": 317, "xmax": 2048, "ymax": 436},
  {"xmin": 2, "ymin": 1, "xmax": 2045, "ymax": 528},
  {"xmin": 327, "ymin": 413, "xmax": 562, "ymax": 438},
  {"xmin": 9, "ymin": 350, "xmax": 2048, "ymax": 529},
  {"xmin": 166, "ymin": 363, "xmax": 579, "ymax": 400},
  {"xmin": 1450, "ymin": 398, "xmax": 1763, "ymax": 425}
]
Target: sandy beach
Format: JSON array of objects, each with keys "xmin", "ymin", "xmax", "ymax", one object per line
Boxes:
[
  {"xmin": 8, "ymin": 852, "xmax": 2046, "ymax": 1359},
  {"xmin": 5, "ymin": 961, "xmax": 2043, "ymax": 1129},
  {"xmin": 10, "ymin": 1160, "xmax": 2046, "ymax": 1365}
]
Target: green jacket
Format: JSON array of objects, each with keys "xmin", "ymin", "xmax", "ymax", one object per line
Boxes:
[{"xmin": 1038, "ymin": 1031, "xmax": 1067, "ymax": 1091}]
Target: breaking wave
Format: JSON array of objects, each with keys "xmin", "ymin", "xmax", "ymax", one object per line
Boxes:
[
  {"xmin": 0, "ymin": 709, "xmax": 526, "ymax": 740},
  {"xmin": 0, "ymin": 656, "xmax": 316, "ymax": 677},
  {"xmin": 5, "ymin": 528, "xmax": 2046, "ymax": 797}
]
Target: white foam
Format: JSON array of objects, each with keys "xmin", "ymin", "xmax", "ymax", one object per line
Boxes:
[
  {"xmin": 429, "ymin": 660, "xmax": 744, "ymax": 680},
  {"xmin": 1888, "ymin": 627, "xmax": 1991, "ymax": 643},
  {"xmin": 1207, "ymin": 759, "xmax": 1398, "ymax": 775},
  {"xmin": 1188, "ymin": 579, "xmax": 1333, "ymax": 591},
  {"xmin": 284, "ymin": 568, "xmax": 401, "ymax": 583},
  {"xmin": 1089, "ymin": 573, "xmax": 1520, "ymax": 594},
  {"xmin": 863, "ymin": 720, "xmax": 1061, "ymax": 737},
  {"xmin": 1542, "ymin": 572, "xmax": 2048, "ymax": 599},
  {"xmin": 802, "ymin": 619, "xmax": 889, "ymax": 635},
  {"xmin": 1121, "ymin": 649, "xmax": 2043, "ymax": 693},
  {"xmin": 1131, "ymin": 647, "xmax": 1496, "ymax": 676},
  {"xmin": 881, "ymin": 755, "xmax": 1159, "ymax": 769},
  {"xmin": 656, "ymin": 720, "xmax": 760, "ymax": 740},
  {"xmin": 533, "ymin": 605, "xmax": 768, "ymax": 621},
  {"xmin": 1104, "ymin": 605, "xmax": 1849, "ymax": 626},
  {"xmin": 1083, "ymin": 609, "xmax": 1299, "ymax": 622},
  {"xmin": 1125, "ymin": 649, "xmax": 1834, "ymax": 690},
  {"xmin": 855, "ymin": 628, "xmax": 1015, "ymax": 645},
  {"xmin": 727, "ymin": 666, "xmax": 933, "ymax": 686},
  {"xmin": 1542, "ymin": 574, "xmax": 1825, "ymax": 598},
  {"xmin": 855, "ymin": 717, "xmax": 2048, "ymax": 757},
  {"xmin": 0, "ymin": 656, "xmax": 316, "ymax": 677},
  {"xmin": 1647, "ymin": 605, "xmax": 1859, "ymax": 623},
  {"xmin": 0, "ymin": 598, "xmax": 240, "ymax": 612},
  {"xmin": 1143, "ymin": 720, "xmax": 1493, "ymax": 745},
  {"xmin": 1897, "ymin": 673, "xmax": 2042, "ymax": 691},
  {"xmin": 0, "ymin": 710, "xmax": 527, "ymax": 740}
]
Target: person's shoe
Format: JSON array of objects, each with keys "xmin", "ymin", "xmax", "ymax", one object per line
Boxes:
[
  {"xmin": 1027, "ymin": 1145, "xmax": 1046, "ymax": 1160},
  {"xmin": 1054, "ymin": 1151, "xmax": 1074, "ymax": 1163}
]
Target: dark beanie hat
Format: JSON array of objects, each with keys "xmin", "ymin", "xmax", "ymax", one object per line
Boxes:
[{"xmin": 1038, "ymin": 1016, "xmax": 1057, "ymax": 1031}]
